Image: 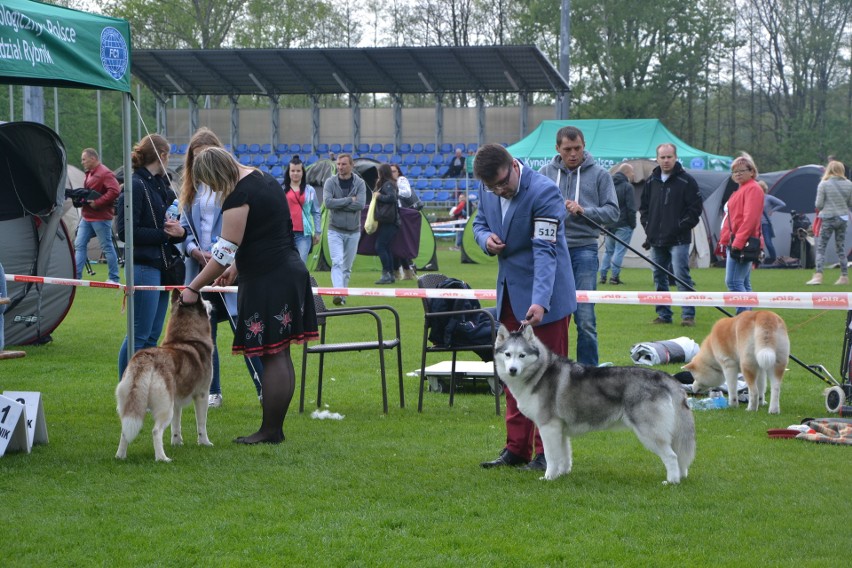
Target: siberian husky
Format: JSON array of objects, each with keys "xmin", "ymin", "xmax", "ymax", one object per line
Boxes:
[
  {"xmin": 494, "ymin": 324, "xmax": 695, "ymax": 484},
  {"xmin": 115, "ymin": 290, "xmax": 215, "ymax": 462},
  {"xmin": 684, "ymin": 311, "xmax": 789, "ymax": 414}
]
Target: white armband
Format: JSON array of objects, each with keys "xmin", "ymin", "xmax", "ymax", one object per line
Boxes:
[
  {"xmin": 211, "ymin": 237, "xmax": 238, "ymax": 265},
  {"xmin": 532, "ymin": 217, "xmax": 558, "ymax": 242}
]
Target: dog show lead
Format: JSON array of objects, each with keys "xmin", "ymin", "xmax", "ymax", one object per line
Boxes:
[{"xmin": 180, "ymin": 146, "xmax": 319, "ymax": 445}]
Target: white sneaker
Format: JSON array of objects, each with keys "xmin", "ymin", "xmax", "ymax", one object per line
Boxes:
[{"xmin": 208, "ymin": 394, "xmax": 222, "ymax": 408}]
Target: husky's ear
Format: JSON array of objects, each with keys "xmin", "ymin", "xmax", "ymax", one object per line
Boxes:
[
  {"xmin": 496, "ymin": 324, "xmax": 511, "ymax": 345},
  {"xmin": 522, "ymin": 324, "xmax": 536, "ymax": 341}
]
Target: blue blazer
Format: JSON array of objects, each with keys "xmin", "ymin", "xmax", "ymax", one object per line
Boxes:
[
  {"xmin": 179, "ymin": 188, "xmax": 238, "ymax": 316},
  {"xmin": 473, "ymin": 164, "xmax": 576, "ymax": 325}
]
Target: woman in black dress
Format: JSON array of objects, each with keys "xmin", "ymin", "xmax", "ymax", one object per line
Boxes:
[{"xmin": 180, "ymin": 147, "xmax": 318, "ymax": 444}]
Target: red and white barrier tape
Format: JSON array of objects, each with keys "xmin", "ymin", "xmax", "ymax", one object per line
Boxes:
[{"xmin": 5, "ymin": 273, "xmax": 851, "ymax": 310}]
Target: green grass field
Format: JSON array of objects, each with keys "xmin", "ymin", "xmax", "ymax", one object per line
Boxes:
[{"xmin": 2, "ymin": 243, "xmax": 850, "ymax": 566}]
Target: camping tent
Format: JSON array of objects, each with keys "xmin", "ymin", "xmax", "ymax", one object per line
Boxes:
[
  {"xmin": 0, "ymin": 0, "xmax": 132, "ymax": 347},
  {"xmin": 507, "ymin": 119, "xmax": 733, "ymax": 172},
  {"xmin": 307, "ymin": 158, "xmax": 440, "ymax": 272}
]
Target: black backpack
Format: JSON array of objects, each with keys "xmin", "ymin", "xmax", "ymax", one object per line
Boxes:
[{"xmin": 426, "ymin": 278, "xmax": 496, "ymax": 362}]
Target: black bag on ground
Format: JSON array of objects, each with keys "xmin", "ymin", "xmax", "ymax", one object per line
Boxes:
[{"xmin": 426, "ymin": 277, "xmax": 496, "ymax": 362}]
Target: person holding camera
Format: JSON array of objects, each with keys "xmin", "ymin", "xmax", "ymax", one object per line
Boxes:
[
  {"xmin": 75, "ymin": 148, "xmax": 121, "ymax": 284},
  {"xmin": 719, "ymin": 154, "xmax": 764, "ymax": 313}
]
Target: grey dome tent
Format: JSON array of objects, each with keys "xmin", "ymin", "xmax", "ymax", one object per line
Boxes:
[{"xmin": 0, "ymin": 121, "xmax": 75, "ymax": 346}]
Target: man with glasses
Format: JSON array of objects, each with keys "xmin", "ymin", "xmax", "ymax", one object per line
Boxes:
[
  {"xmin": 473, "ymin": 144, "xmax": 576, "ymax": 472},
  {"xmin": 639, "ymin": 143, "xmax": 703, "ymax": 326},
  {"xmin": 323, "ymin": 154, "xmax": 366, "ymax": 306},
  {"xmin": 539, "ymin": 126, "xmax": 618, "ymax": 366}
]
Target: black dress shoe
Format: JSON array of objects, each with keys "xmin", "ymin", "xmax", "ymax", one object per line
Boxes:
[
  {"xmin": 521, "ymin": 454, "xmax": 547, "ymax": 471},
  {"xmin": 480, "ymin": 448, "xmax": 528, "ymax": 468}
]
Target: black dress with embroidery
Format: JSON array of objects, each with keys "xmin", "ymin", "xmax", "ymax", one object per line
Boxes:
[{"xmin": 223, "ymin": 170, "xmax": 318, "ymax": 356}]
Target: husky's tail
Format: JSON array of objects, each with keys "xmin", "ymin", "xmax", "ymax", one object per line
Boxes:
[
  {"xmin": 115, "ymin": 366, "xmax": 152, "ymax": 444},
  {"xmin": 672, "ymin": 390, "xmax": 696, "ymax": 477}
]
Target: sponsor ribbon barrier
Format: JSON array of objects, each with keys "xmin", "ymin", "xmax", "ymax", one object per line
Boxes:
[{"xmin": 5, "ymin": 273, "xmax": 852, "ymax": 309}]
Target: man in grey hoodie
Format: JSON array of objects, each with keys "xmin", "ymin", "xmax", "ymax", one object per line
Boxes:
[
  {"xmin": 539, "ymin": 126, "xmax": 618, "ymax": 366},
  {"xmin": 323, "ymin": 154, "xmax": 367, "ymax": 306}
]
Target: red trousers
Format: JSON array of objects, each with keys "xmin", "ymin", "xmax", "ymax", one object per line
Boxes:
[{"xmin": 500, "ymin": 295, "xmax": 569, "ymax": 460}]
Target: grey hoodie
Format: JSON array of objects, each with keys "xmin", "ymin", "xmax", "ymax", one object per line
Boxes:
[
  {"xmin": 323, "ymin": 173, "xmax": 367, "ymax": 233},
  {"xmin": 539, "ymin": 151, "xmax": 619, "ymax": 248}
]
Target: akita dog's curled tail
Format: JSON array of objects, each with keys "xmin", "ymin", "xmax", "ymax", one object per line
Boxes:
[{"xmin": 495, "ymin": 324, "xmax": 695, "ymax": 484}]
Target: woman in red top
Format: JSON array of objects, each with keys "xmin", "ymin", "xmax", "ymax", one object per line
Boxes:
[{"xmin": 719, "ymin": 154, "xmax": 765, "ymax": 314}]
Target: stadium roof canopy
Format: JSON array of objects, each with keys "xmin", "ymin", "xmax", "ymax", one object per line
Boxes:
[{"xmin": 132, "ymin": 45, "xmax": 569, "ymax": 98}]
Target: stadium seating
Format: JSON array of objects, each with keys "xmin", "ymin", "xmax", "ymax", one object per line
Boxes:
[
  {"xmin": 261, "ymin": 143, "xmax": 272, "ymax": 154},
  {"xmin": 408, "ymin": 165, "xmax": 423, "ymax": 178},
  {"xmin": 411, "ymin": 143, "xmax": 424, "ymax": 153},
  {"xmin": 249, "ymin": 143, "xmax": 261, "ymax": 153},
  {"xmin": 439, "ymin": 143, "xmax": 453, "ymax": 154},
  {"xmin": 330, "ymin": 143, "xmax": 342, "ymax": 153},
  {"xmin": 423, "ymin": 165, "xmax": 437, "ymax": 177},
  {"xmin": 316, "ymin": 143, "xmax": 329, "ymax": 154},
  {"xmin": 398, "ymin": 143, "xmax": 411, "ymax": 154},
  {"xmin": 343, "ymin": 143, "xmax": 353, "ymax": 153},
  {"xmin": 429, "ymin": 179, "xmax": 442, "ymax": 191},
  {"xmin": 403, "ymin": 154, "xmax": 416, "ymax": 166},
  {"xmin": 370, "ymin": 143, "xmax": 383, "ymax": 153},
  {"xmin": 424, "ymin": 143, "xmax": 436, "ymax": 153},
  {"xmin": 414, "ymin": 179, "xmax": 429, "ymax": 192},
  {"xmin": 417, "ymin": 154, "xmax": 431, "ymax": 166},
  {"xmin": 357, "ymin": 143, "xmax": 369, "ymax": 154},
  {"xmin": 383, "ymin": 143, "xmax": 395, "ymax": 154}
]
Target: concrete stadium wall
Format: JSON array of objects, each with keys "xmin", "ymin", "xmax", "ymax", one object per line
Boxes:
[{"xmin": 167, "ymin": 106, "xmax": 556, "ymax": 148}]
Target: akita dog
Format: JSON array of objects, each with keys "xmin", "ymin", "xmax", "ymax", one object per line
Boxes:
[
  {"xmin": 684, "ymin": 311, "xmax": 789, "ymax": 414},
  {"xmin": 494, "ymin": 324, "xmax": 695, "ymax": 484},
  {"xmin": 115, "ymin": 290, "xmax": 214, "ymax": 462}
]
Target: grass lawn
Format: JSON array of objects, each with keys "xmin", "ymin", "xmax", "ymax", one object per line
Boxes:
[{"xmin": 2, "ymin": 242, "xmax": 849, "ymax": 566}]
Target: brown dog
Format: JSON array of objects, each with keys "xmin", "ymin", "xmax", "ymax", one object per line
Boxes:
[
  {"xmin": 115, "ymin": 290, "xmax": 214, "ymax": 461},
  {"xmin": 684, "ymin": 311, "xmax": 789, "ymax": 414}
]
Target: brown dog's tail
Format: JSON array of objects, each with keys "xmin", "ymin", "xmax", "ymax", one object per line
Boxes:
[{"xmin": 115, "ymin": 363, "xmax": 152, "ymax": 444}]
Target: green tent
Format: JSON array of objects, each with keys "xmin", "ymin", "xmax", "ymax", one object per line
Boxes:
[{"xmin": 506, "ymin": 119, "xmax": 732, "ymax": 172}]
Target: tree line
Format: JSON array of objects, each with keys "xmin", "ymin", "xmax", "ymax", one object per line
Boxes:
[{"xmin": 3, "ymin": 0, "xmax": 850, "ymax": 172}]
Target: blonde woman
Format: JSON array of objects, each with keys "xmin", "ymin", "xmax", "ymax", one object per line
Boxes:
[
  {"xmin": 807, "ymin": 161, "xmax": 852, "ymax": 285},
  {"xmin": 180, "ymin": 147, "xmax": 318, "ymax": 444}
]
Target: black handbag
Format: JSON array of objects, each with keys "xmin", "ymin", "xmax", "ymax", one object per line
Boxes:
[
  {"xmin": 375, "ymin": 200, "xmax": 397, "ymax": 223},
  {"xmin": 143, "ymin": 186, "xmax": 186, "ymax": 286},
  {"xmin": 727, "ymin": 215, "xmax": 763, "ymax": 263}
]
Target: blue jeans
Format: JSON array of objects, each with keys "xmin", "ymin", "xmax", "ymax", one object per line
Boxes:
[
  {"xmin": 75, "ymin": 219, "xmax": 120, "ymax": 282},
  {"xmin": 569, "ymin": 244, "xmax": 599, "ymax": 366},
  {"xmin": 761, "ymin": 221, "xmax": 777, "ymax": 262},
  {"xmin": 725, "ymin": 254, "xmax": 754, "ymax": 314},
  {"xmin": 118, "ymin": 264, "xmax": 170, "ymax": 379},
  {"xmin": 600, "ymin": 226, "xmax": 634, "ymax": 279},
  {"xmin": 651, "ymin": 244, "xmax": 695, "ymax": 321},
  {"xmin": 328, "ymin": 230, "xmax": 360, "ymax": 288},
  {"xmin": 294, "ymin": 232, "xmax": 312, "ymax": 265},
  {"xmin": 375, "ymin": 223, "xmax": 398, "ymax": 273}
]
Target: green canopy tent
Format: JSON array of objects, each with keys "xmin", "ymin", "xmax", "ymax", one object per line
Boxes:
[
  {"xmin": 0, "ymin": 0, "xmax": 135, "ymax": 347},
  {"xmin": 506, "ymin": 119, "xmax": 733, "ymax": 172}
]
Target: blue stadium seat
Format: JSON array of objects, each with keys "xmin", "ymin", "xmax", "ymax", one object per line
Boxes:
[
  {"xmin": 421, "ymin": 190, "xmax": 435, "ymax": 202},
  {"xmin": 423, "ymin": 165, "xmax": 437, "ymax": 177},
  {"xmin": 328, "ymin": 143, "xmax": 340, "ymax": 153},
  {"xmin": 316, "ymin": 143, "xmax": 329, "ymax": 154},
  {"xmin": 437, "ymin": 165, "xmax": 449, "ymax": 176},
  {"xmin": 169, "ymin": 144, "xmax": 178, "ymax": 154},
  {"xmin": 467, "ymin": 143, "xmax": 478, "ymax": 154},
  {"xmin": 270, "ymin": 165, "xmax": 284, "ymax": 177},
  {"xmin": 301, "ymin": 143, "xmax": 313, "ymax": 154},
  {"xmin": 249, "ymin": 143, "xmax": 261, "ymax": 153},
  {"xmin": 439, "ymin": 143, "xmax": 453, "ymax": 154},
  {"xmin": 251, "ymin": 155, "xmax": 264, "ymax": 166},
  {"xmin": 398, "ymin": 143, "xmax": 411, "ymax": 154},
  {"xmin": 403, "ymin": 154, "xmax": 416, "ymax": 166},
  {"xmin": 411, "ymin": 143, "xmax": 424, "ymax": 154},
  {"xmin": 443, "ymin": 179, "xmax": 457, "ymax": 190},
  {"xmin": 417, "ymin": 154, "xmax": 431, "ymax": 166},
  {"xmin": 277, "ymin": 143, "xmax": 289, "ymax": 154},
  {"xmin": 431, "ymin": 154, "xmax": 444, "ymax": 166},
  {"xmin": 259, "ymin": 165, "xmax": 270, "ymax": 173},
  {"xmin": 265, "ymin": 154, "xmax": 279, "ymax": 166},
  {"xmin": 239, "ymin": 155, "xmax": 252, "ymax": 165},
  {"xmin": 414, "ymin": 179, "xmax": 429, "ymax": 191},
  {"xmin": 408, "ymin": 165, "xmax": 423, "ymax": 177},
  {"xmin": 389, "ymin": 154, "xmax": 402, "ymax": 165},
  {"xmin": 357, "ymin": 143, "xmax": 369, "ymax": 154},
  {"xmin": 343, "ymin": 143, "xmax": 354, "ymax": 153},
  {"xmin": 236, "ymin": 143, "xmax": 248, "ymax": 154},
  {"xmin": 429, "ymin": 179, "xmax": 442, "ymax": 191},
  {"xmin": 261, "ymin": 143, "xmax": 272, "ymax": 154},
  {"xmin": 279, "ymin": 154, "xmax": 292, "ymax": 165},
  {"xmin": 176, "ymin": 144, "xmax": 188, "ymax": 155},
  {"xmin": 382, "ymin": 143, "xmax": 394, "ymax": 154},
  {"xmin": 370, "ymin": 143, "xmax": 383, "ymax": 153},
  {"xmin": 425, "ymin": 143, "xmax": 436, "ymax": 153},
  {"xmin": 435, "ymin": 190, "xmax": 451, "ymax": 202}
]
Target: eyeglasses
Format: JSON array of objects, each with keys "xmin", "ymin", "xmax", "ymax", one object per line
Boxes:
[
  {"xmin": 731, "ymin": 169, "xmax": 751, "ymax": 175},
  {"xmin": 483, "ymin": 162, "xmax": 515, "ymax": 192}
]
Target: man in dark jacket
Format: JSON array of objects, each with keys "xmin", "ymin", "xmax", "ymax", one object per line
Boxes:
[
  {"xmin": 600, "ymin": 163, "xmax": 637, "ymax": 285},
  {"xmin": 639, "ymin": 144, "xmax": 703, "ymax": 327}
]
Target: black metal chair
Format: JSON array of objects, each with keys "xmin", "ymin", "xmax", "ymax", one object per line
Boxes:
[
  {"xmin": 299, "ymin": 276, "xmax": 404, "ymax": 414},
  {"xmin": 417, "ymin": 273, "xmax": 500, "ymax": 415}
]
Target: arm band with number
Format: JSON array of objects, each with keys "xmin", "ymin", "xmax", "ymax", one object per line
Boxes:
[
  {"xmin": 211, "ymin": 237, "xmax": 238, "ymax": 265},
  {"xmin": 532, "ymin": 217, "xmax": 558, "ymax": 242}
]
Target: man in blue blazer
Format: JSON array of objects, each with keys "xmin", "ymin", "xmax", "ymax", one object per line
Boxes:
[{"xmin": 472, "ymin": 144, "xmax": 576, "ymax": 472}]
